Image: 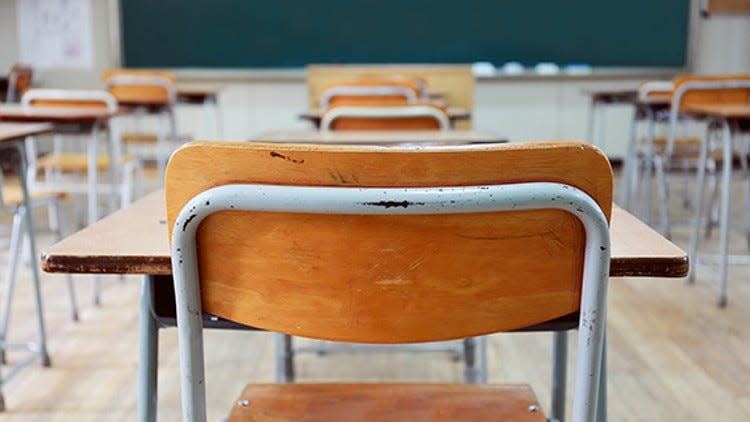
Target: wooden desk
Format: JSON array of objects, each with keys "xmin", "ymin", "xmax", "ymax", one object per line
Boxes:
[
  {"xmin": 0, "ymin": 121, "xmax": 53, "ymax": 141},
  {"xmin": 0, "ymin": 104, "xmax": 116, "ymax": 124},
  {"xmin": 0, "ymin": 104, "xmax": 119, "ymax": 225},
  {"xmin": 41, "ymin": 189, "xmax": 689, "ymax": 278},
  {"xmin": 41, "ymin": 188, "xmax": 687, "ymax": 421},
  {"xmin": 682, "ymin": 104, "xmax": 750, "ymax": 306},
  {"xmin": 0, "ymin": 122, "xmax": 55, "ymax": 403},
  {"xmin": 254, "ymin": 130, "xmax": 506, "ymax": 145},
  {"xmin": 299, "ymin": 107, "xmax": 471, "ymax": 129},
  {"xmin": 40, "ymin": 188, "xmax": 687, "ymax": 421}
]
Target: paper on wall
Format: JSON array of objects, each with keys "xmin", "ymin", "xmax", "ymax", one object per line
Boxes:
[{"xmin": 16, "ymin": 0, "xmax": 94, "ymax": 69}]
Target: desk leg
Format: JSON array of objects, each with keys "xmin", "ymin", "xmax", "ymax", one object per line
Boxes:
[
  {"xmin": 551, "ymin": 331, "xmax": 568, "ymax": 422},
  {"xmin": 204, "ymin": 95, "xmax": 223, "ymax": 139},
  {"xmin": 138, "ymin": 275, "xmax": 159, "ymax": 422},
  {"xmin": 586, "ymin": 99, "xmax": 596, "ymax": 146},
  {"xmin": 275, "ymin": 334, "xmax": 294, "ymax": 383},
  {"xmin": 13, "ymin": 141, "xmax": 50, "ymax": 367},
  {"xmin": 717, "ymin": 119, "xmax": 732, "ymax": 307}
]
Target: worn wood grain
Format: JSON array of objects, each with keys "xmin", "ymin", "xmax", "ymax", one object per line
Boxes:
[
  {"xmin": 227, "ymin": 383, "xmax": 544, "ymax": 421},
  {"xmin": 254, "ymin": 129, "xmax": 505, "ymax": 145},
  {"xmin": 162, "ymin": 141, "xmax": 614, "ymax": 340}
]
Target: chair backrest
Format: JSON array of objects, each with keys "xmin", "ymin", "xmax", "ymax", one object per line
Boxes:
[
  {"xmin": 102, "ymin": 69, "xmax": 176, "ymax": 106},
  {"xmin": 637, "ymin": 81, "xmax": 673, "ymax": 103},
  {"xmin": 320, "ymin": 79, "xmax": 420, "ymax": 109},
  {"xmin": 672, "ymin": 74, "xmax": 750, "ymax": 111},
  {"xmin": 21, "ymin": 89, "xmax": 118, "ymax": 111},
  {"xmin": 666, "ymin": 74, "xmax": 750, "ymax": 156},
  {"xmin": 166, "ymin": 141, "xmax": 612, "ymax": 421},
  {"xmin": 307, "ymin": 65, "xmax": 474, "ymax": 128},
  {"xmin": 6, "ymin": 64, "xmax": 33, "ymax": 103},
  {"xmin": 321, "ymin": 104, "xmax": 450, "ymax": 131}
]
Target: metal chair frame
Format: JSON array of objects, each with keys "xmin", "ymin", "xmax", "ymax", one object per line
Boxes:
[
  {"xmin": 319, "ymin": 85, "xmax": 418, "ymax": 109},
  {"xmin": 321, "ymin": 105, "xmax": 450, "ymax": 131},
  {"xmin": 665, "ymin": 80, "xmax": 750, "ymax": 306},
  {"xmin": 171, "ymin": 181, "xmax": 611, "ymax": 422}
]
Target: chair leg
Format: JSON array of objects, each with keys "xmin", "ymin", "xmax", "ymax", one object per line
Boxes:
[
  {"xmin": 462, "ymin": 338, "xmax": 477, "ymax": 383},
  {"xmin": 53, "ymin": 200, "xmax": 79, "ymax": 322},
  {"xmin": 739, "ymin": 135, "xmax": 750, "ymax": 251},
  {"xmin": 688, "ymin": 123, "xmax": 713, "ymax": 284},
  {"xmin": 654, "ymin": 156, "xmax": 671, "ymax": 239},
  {"xmin": 275, "ymin": 333, "xmax": 294, "ymax": 383},
  {"xmin": 0, "ymin": 210, "xmax": 25, "ymax": 365},
  {"xmin": 705, "ymin": 159, "xmax": 720, "ymax": 238},
  {"xmin": 551, "ymin": 331, "xmax": 568, "ymax": 422}
]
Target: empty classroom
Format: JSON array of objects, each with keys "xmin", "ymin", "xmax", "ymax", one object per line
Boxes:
[{"xmin": 1, "ymin": 1, "xmax": 750, "ymax": 421}]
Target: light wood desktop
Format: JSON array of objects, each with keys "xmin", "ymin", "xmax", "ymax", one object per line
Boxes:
[
  {"xmin": 254, "ymin": 129, "xmax": 505, "ymax": 145},
  {"xmin": 41, "ymin": 189, "xmax": 688, "ymax": 277}
]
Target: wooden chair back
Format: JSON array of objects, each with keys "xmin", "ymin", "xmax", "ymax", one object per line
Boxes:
[
  {"xmin": 321, "ymin": 104, "xmax": 449, "ymax": 131},
  {"xmin": 6, "ymin": 64, "xmax": 33, "ymax": 102},
  {"xmin": 21, "ymin": 89, "xmax": 118, "ymax": 111},
  {"xmin": 320, "ymin": 79, "xmax": 421, "ymax": 109},
  {"xmin": 308, "ymin": 64, "xmax": 474, "ymax": 128},
  {"xmin": 165, "ymin": 141, "xmax": 612, "ymax": 343},
  {"xmin": 672, "ymin": 74, "xmax": 750, "ymax": 112},
  {"xmin": 637, "ymin": 81, "xmax": 673, "ymax": 103},
  {"xmin": 103, "ymin": 69, "xmax": 176, "ymax": 106}
]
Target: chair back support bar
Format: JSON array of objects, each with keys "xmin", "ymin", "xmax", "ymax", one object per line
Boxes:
[
  {"xmin": 166, "ymin": 141, "xmax": 612, "ymax": 422},
  {"xmin": 21, "ymin": 89, "xmax": 118, "ymax": 111},
  {"xmin": 637, "ymin": 81, "xmax": 673, "ymax": 103},
  {"xmin": 320, "ymin": 85, "xmax": 418, "ymax": 109},
  {"xmin": 103, "ymin": 69, "xmax": 177, "ymax": 106},
  {"xmin": 321, "ymin": 105, "xmax": 450, "ymax": 131}
]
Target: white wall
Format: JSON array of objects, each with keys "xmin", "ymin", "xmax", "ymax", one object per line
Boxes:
[{"xmin": 2, "ymin": 0, "xmax": 749, "ymax": 158}]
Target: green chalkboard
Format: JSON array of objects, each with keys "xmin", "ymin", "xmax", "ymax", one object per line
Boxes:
[{"xmin": 120, "ymin": 1, "xmax": 689, "ymax": 68}]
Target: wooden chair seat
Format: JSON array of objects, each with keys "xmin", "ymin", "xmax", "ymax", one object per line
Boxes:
[
  {"xmin": 37, "ymin": 153, "xmax": 136, "ymax": 172},
  {"xmin": 2, "ymin": 185, "xmax": 66, "ymax": 206},
  {"xmin": 637, "ymin": 137, "xmax": 729, "ymax": 161},
  {"xmin": 227, "ymin": 383, "xmax": 544, "ymax": 422}
]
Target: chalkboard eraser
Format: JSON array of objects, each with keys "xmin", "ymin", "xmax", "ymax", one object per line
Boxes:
[
  {"xmin": 564, "ymin": 63, "xmax": 593, "ymax": 75},
  {"xmin": 472, "ymin": 62, "xmax": 497, "ymax": 77},
  {"xmin": 534, "ymin": 62, "xmax": 560, "ymax": 75},
  {"xmin": 500, "ymin": 62, "xmax": 524, "ymax": 75}
]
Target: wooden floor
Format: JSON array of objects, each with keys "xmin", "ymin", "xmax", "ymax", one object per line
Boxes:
[{"xmin": 1, "ymin": 173, "xmax": 749, "ymax": 421}]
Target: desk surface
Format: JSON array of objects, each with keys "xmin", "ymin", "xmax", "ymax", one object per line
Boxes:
[
  {"xmin": 0, "ymin": 122, "xmax": 54, "ymax": 143},
  {"xmin": 683, "ymin": 104, "xmax": 750, "ymax": 119},
  {"xmin": 254, "ymin": 130, "xmax": 506, "ymax": 145},
  {"xmin": 0, "ymin": 104, "xmax": 117, "ymax": 123},
  {"xmin": 41, "ymin": 189, "xmax": 688, "ymax": 278},
  {"xmin": 583, "ymin": 89, "xmax": 638, "ymax": 104},
  {"xmin": 176, "ymin": 84, "xmax": 220, "ymax": 104},
  {"xmin": 583, "ymin": 89, "xmax": 671, "ymax": 106}
]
